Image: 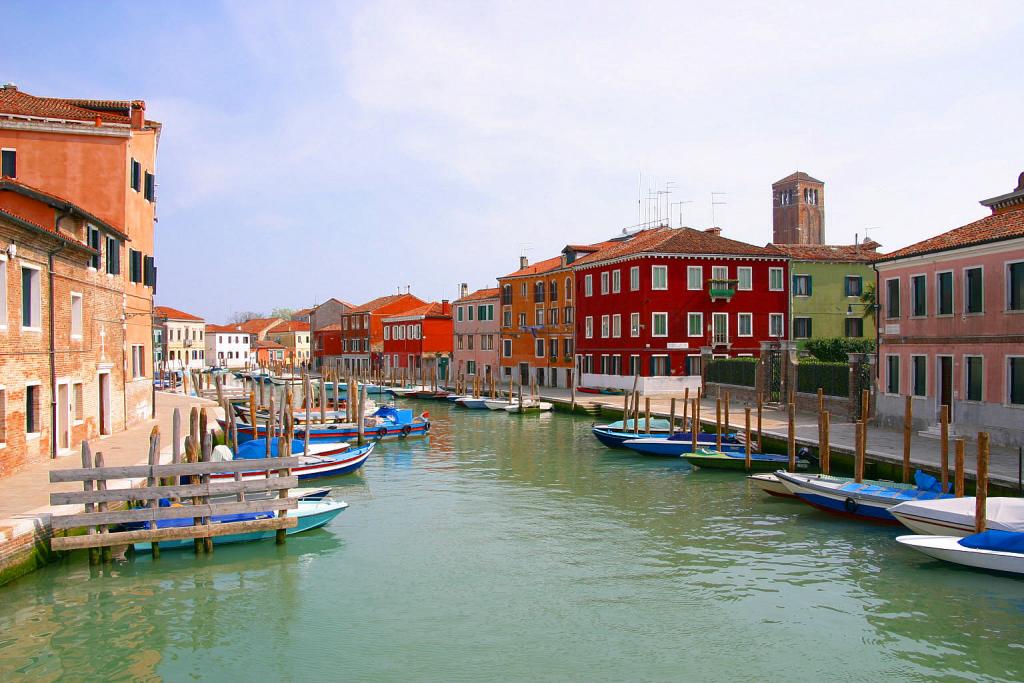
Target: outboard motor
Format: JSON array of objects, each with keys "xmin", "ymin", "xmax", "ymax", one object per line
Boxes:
[{"xmin": 799, "ymin": 446, "xmax": 819, "ymax": 466}]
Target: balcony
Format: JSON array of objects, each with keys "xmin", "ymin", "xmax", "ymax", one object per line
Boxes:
[{"xmin": 708, "ymin": 278, "xmax": 738, "ymax": 302}]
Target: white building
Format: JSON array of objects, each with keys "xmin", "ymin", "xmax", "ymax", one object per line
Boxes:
[
  {"xmin": 154, "ymin": 306, "xmax": 207, "ymax": 370},
  {"xmin": 205, "ymin": 324, "xmax": 253, "ymax": 368}
]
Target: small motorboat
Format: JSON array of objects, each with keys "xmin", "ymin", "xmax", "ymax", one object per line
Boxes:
[
  {"xmin": 890, "ymin": 497, "xmax": 1024, "ymax": 537},
  {"xmin": 683, "ymin": 449, "xmax": 807, "ymax": 472},
  {"xmin": 457, "ymin": 397, "xmax": 491, "ymax": 409},
  {"xmin": 224, "ymin": 406, "xmax": 430, "ymax": 444},
  {"xmin": 233, "ymin": 402, "xmax": 378, "ymax": 424},
  {"xmin": 747, "ymin": 473, "xmax": 795, "ymax": 498},
  {"xmin": 323, "ymin": 381, "xmax": 389, "ymax": 398},
  {"xmin": 602, "ymin": 418, "xmax": 672, "ymax": 432},
  {"xmin": 621, "ymin": 434, "xmax": 749, "ymax": 456},
  {"xmin": 130, "ymin": 499, "xmax": 348, "ymax": 553},
  {"xmin": 483, "ymin": 398, "xmax": 516, "ymax": 411},
  {"xmin": 775, "ymin": 470, "xmax": 953, "ymax": 524},
  {"xmin": 593, "ymin": 424, "xmax": 735, "ymax": 450},
  {"xmin": 209, "ymin": 438, "xmax": 374, "ymax": 480},
  {"xmin": 269, "ymin": 373, "xmax": 304, "ymax": 386},
  {"xmin": 211, "ymin": 486, "xmax": 334, "ymax": 503},
  {"xmin": 504, "ymin": 401, "xmax": 553, "ymax": 413},
  {"xmin": 388, "ymin": 386, "xmax": 429, "ymax": 397},
  {"xmin": 896, "ymin": 531, "xmax": 1024, "ymax": 575}
]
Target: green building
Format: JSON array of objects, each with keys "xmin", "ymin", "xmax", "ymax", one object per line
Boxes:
[{"xmin": 766, "ymin": 243, "xmax": 881, "ymax": 347}]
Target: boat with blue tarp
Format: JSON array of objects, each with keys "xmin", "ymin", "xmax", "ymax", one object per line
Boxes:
[
  {"xmin": 208, "ymin": 437, "xmax": 374, "ymax": 480},
  {"xmin": 683, "ymin": 448, "xmax": 805, "ymax": 471},
  {"xmin": 622, "ymin": 433, "xmax": 750, "ymax": 456},
  {"xmin": 223, "ymin": 406, "xmax": 430, "ymax": 444},
  {"xmin": 896, "ymin": 530, "xmax": 1024, "ymax": 575}
]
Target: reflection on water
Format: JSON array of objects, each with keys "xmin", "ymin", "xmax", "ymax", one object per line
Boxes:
[{"xmin": 2, "ymin": 398, "xmax": 1023, "ymax": 682}]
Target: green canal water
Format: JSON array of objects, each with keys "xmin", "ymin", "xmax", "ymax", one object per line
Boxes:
[{"xmin": 2, "ymin": 401, "xmax": 1023, "ymax": 682}]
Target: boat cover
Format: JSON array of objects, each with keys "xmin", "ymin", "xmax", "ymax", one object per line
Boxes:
[
  {"xmin": 235, "ymin": 438, "xmax": 307, "ymax": 460},
  {"xmin": 836, "ymin": 481, "xmax": 948, "ymax": 501},
  {"xmin": 959, "ymin": 530, "xmax": 1024, "ymax": 553},
  {"xmin": 914, "ymin": 470, "xmax": 952, "ymax": 493},
  {"xmin": 890, "ymin": 497, "xmax": 1024, "ymax": 533},
  {"xmin": 604, "ymin": 418, "xmax": 671, "ymax": 431},
  {"xmin": 668, "ymin": 431, "xmax": 740, "ymax": 443},
  {"xmin": 373, "ymin": 406, "xmax": 414, "ymax": 423}
]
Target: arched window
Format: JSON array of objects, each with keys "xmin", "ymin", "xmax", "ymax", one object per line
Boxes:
[
  {"xmin": 549, "ymin": 279, "xmax": 558, "ymax": 302},
  {"xmin": 566, "ymin": 276, "xmax": 573, "ymax": 300},
  {"xmin": 534, "ymin": 281, "xmax": 545, "ymax": 303}
]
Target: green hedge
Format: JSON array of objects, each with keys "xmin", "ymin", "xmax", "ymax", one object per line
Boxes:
[
  {"xmin": 803, "ymin": 337, "xmax": 876, "ymax": 362},
  {"xmin": 706, "ymin": 357, "xmax": 758, "ymax": 387},
  {"xmin": 798, "ymin": 360, "xmax": 848, "ymax": 397}
]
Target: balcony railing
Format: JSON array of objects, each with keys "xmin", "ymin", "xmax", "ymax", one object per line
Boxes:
[{"xmin": 708, "ymin": 278, "xmax": 738, "ymax": 302}]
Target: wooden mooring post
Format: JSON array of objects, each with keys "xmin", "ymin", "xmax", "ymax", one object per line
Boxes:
[
  {"xmin": 821, "ymin": 411, "xmax": 830, "ymax": 475},
  {"xmin": 903, "ymin": 395, "xmax": 913, "ymax": 483},
  {"xmin": 787, "ymin": 402, "xmax": 796, "ymax": 472},
  {"xmin": 975, "ymin": 432, "xmax": 989, "ymax": 533},
  {"xmin": 744, "ymin": 407, "xmax": 751, "ymax": 471},
  {"xmin": 715, "ymin": 398, "xmax": 722, "ymax": 451},
  {"xmin": 955, "ymin": 438, "xmax": 966, "ymax": 497},
  {"xmin": 669, "ymin": 398, "xmax": 676, "ymax": 436},
  {"xmin": 940, "ymin": 405, "xmax": 950, "ymax": 493}
]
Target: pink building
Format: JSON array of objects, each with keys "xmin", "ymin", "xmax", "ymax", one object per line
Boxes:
[
  {"xmin": 452, "ymin": 284, "xmax": 500, "ymax": 380},
  {"xmin": 874, "ymin": 172, "xmax": 1024, "ymax": 446}
]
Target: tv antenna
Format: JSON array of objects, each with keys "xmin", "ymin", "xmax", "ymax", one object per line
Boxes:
[{"xmin": 711, "ymin": 192, "xmax": 728, "ymax": 227}]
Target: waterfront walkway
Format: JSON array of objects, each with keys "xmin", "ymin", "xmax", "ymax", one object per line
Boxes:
[{"xmin": 535, "ymin": 386, "xmax": 1023, "ymax": 489}]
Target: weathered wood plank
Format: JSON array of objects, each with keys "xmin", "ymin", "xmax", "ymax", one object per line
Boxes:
[
  {"xmin": 50, "ymin": 516, "xmax": 299, "ymax": 550},
  {"xmin": 51, "ymin": 476, "xmax": 301, "ymax": 507},
  {"xmin": 51, "ymin": 498, "xmax": 298, "ymax": 529},
  {"xmin": 49, "ymin": 457, "xmax": 302, "ymax": 482}
]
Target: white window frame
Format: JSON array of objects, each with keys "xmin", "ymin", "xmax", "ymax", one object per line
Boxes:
[
  {"xmin": 630, "ymin": 312, "xmax": 640, "ymax": 337},
  {"xmin": 910, "ymin": 354, "xmax": 928, "ymax": 397},
  {"xmin": 711, "ymin": 265, "xmax": 728, "ymax": 281},
  {"xmin": 769, "ymin": 313, "xmax": 784, "ymax": 338},
  {"xmin": 910, "ymin": 273, "xmax": 928, "ymax": 318},
  {"xmin": 584, "ymin": 274, "xmax": 593, "ymax": 297},
  {"xmin": 687, "ymin": 312, "xmax": 703, "ymax": 337},
  {"xmin": 585, "ymin": 316, "xmax": 593, "ymax": 339},
  {"xmin": 1005, "ymin": 259, "xmax": 1024, "ymax": 312},
  {"xmin": 687, "ymin": 266, "xmax": 702, "ymax": 290},
  {"xmin": 885, "ymin": 354, "xmax": 901, "ymax": 396},
  {"xmin": 629, "ymin": 266, "xmax": 640, "ymax": 291},
  {"xmin": 651, "ymin": 265, "xmax": 668, "ymax": 291},
  {"xmin": 768, "ymin": 267, "xmax": 784, "ymax": 292},
  {"xmin": 935, "ymin": 269, "xmax": 955, "ymax": 316},
  {"xmin": 20, "ymin": 262, "xmax": 42, "ymax": 332},
  {"xmin": 535, "ymin": 337, "xmax": 545, "ymax": 358},
  {"xmin": 70, "ymin": 292, "xmax": 83, "ymax": 340},
  {"xmin": 612, "ymin": 314, "xmax": 621, "ymax": 338},
  {"xmin": 383, "ymin": 325, "xmax": 390, "ymax": 340},
  {"xmin": 611, "ymin": 269, "xmax": 621, "ymax": 294},
  {"xmin": 793, "ymin": 316, "xmax": 812, "ymax": 339},
  {"xmin": 737, "ymin": 267, "xmax": 752, "ymax": 291},
  {"xmin": 24, "ymin": 381, "xmax": 41, "ymax": 439},
  {"xmin": 502, "ymin": 339, "xmax": 512, "ymax": 358},
  {"xmin": 737, "ymin": 312, "xmax": 753, "ymax": 337},
  {"xmin": 600, "ymin": 271, "xmax": 609, "ymax": 295},
  {"xmin": 651, "ymin": 312, "xmax": 668, "ymax": 337},
  {"xmin": 964, "ymin": 265, "xmax": 984, "ymax": 315},
  {"xmin": 1007, "ymin": 355, "xmax": 1024, "ymax": 406},
  {"xmin": 600, "ymin": 315, "xmax": 610, "ymax": 338}
]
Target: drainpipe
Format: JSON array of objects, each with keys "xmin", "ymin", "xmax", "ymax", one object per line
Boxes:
[{"xmin": 47, "ymin": 212, "xmax": 70, "ymax": 458}]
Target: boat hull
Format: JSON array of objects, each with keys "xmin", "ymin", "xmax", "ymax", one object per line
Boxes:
[
  {"xmin": 747, "ymin": 473, "xmax": 795, "ymax": 498},
  {"xmin": 896, "ymin": 535, "xmax": 1024, "ymax": 575},
  {"xmin": 456, "ymin": 398, "xmax": 490, "ymax": 409},
  {"xmin": 622, "ymin": 437, "xmax": 747, "ymax": 456},
  {"xmin": 776, "ymin": 471, "xmax": 951, "ymax": 525},
  {"xmin": 890, "ymin": 497, "xmax": 1024, "ymax": 537},
  {"xmin": 210, "ymin": 442, "xmax": 374, "ymax": 481},
  {"xmin": 683, "ymin": 452, "xmax": 802, "ymax": 472},
  {"xmin": 226, "ymin": 419, "xmax": 429, "ymax": 444}
]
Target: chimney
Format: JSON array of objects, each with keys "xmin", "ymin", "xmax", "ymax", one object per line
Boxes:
[
  {"xmin": 519, "ymin": 256, "xmax": 529, "ymax": 269},
  {"xmin": 441, "ymin": 299, "xmax": 451, "ymax": 315},
  {"xmin": 130, "ymin": 100, "xmax": 145, "ymax": 129},
  {"xmin": 704, "ymin": 227, "xmax": 722, "ymax": 236},
  {"xmin": 460, "ymin": 282, "xmax": 468, "ymax": 299}
]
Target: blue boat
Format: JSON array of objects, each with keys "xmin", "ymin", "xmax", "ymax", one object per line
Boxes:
[
  {"xmin": 225, "ymin": 406, "xmax": 430, "ymax": 444},
  {"xmin": 775, "ymin": 470, "xmax": 953, "ymax": 524},
  {"xmin": 210, "ymin": 438, "xmax": 375, "ymax": 480},
  {"xmin": 623, "ymin": 435, "xmax": 749, "ymax": 456},
  {"xmin": 129, "ymin": 499, "xmax": 348, "ymax": 553},
  {"xmin": 456, "ymin": 397, "xmax": 490, "ymax": 409},
  {"xmin": 593, "ymin": 425, "xmax": 742, "ymax": 449},
  {"xmin": 322, "ymin": 381, "xmax": 389, "ymax": 398}
]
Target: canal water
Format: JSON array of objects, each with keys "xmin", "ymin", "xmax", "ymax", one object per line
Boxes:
[{"xmin": 2, "ymin": 399, "xmax": 1023, "ymax": 682}]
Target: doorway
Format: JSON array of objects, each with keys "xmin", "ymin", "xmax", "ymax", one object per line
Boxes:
[
  {"xmin": 937, "ymin": 355, "xmax": 953, "ymax": 421},
  {"xmin": 518, "ymin": 363, "xmax": 530, "ymax": 385},
  {"xmin": 57, "ymin": 382, "xmax": 71, "ymax": 451},
  {"xmin": 98, "ymin": 372, "xmax": 111, "ymax": 435}
]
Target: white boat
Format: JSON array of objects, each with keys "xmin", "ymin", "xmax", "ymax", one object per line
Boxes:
[
  {"xmin": 748, "ymin": 473, "xmax": 794, "ymax": 498},
  {"xmin": 389, "ymin": 385, "xmax": 430, "ymax": 397},
  {"xmin": 896, "ymin": 534, "xmax": 1024, "ymax": 575},
  {"xmin": 503, "ymin": 401, "xmax": 553, "ymax": 413},
  {"xmin": 483, "ymin": 398, "xmax": 517, "ymax": 411},
  {"xmin": 269, "ymin": 373, "xmax": 304, "ymax": 386},
  {"xmin": 456, "ymin": 397, "xmax": 490, "ymax": 409},
  {"xmin": 890, "ymin": 497, "xmax": 1024, "ymax": 537}
]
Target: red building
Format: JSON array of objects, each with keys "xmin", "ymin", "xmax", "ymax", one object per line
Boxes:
[
  {"xmin": 382, "ymin": 302, "xmax": 454, "ymax": 379},
  {"xmin": 573, "ymin": 227, "xmax": 790, "ymax": 382},
  {"xmin": 331, "ymin": 293, "xmax": 427, "ymax": 373}
]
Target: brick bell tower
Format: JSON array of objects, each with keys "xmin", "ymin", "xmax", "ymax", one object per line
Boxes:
[{"xmin": 772, "ymin": 171, "xmax": 825, "ymax": 244}]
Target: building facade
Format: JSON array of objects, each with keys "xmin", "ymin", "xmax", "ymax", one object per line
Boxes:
[
  {"xmin": 267, "ymin": 321, "xmax": 311, "ymax": 366},
  {"xmin": 337, "ymin": 293, "xmax": 426, "ymax": 373},
  {"xmin": 205, "ymin": 324, "xmax": 252, "ymax": 368},
  {"xmin": 874, "ymin": 173, "xmax": 1024, "ymax": 447},
  {"xmin": 382, "ymin": 302, "xmax": 454, "ymax": 379},
  {"xmin": 452, "ymin": 285, "xmax": 500, "ymax": 380},
  {"xmin": 154, "ymin": 306, "xmax": 205, "ymax": 370},
  {"xmin": 766, "ymin": 243, "xmax": 881, "ymax": 346},
  {"xmin": 0, "ymin": 83, "xmax": 161, "ymax": 428},
  {"xmin": 573, "ymin": 227, "xmax": 791, "ymax": 385},
  {"xmin": 252, "ymin": 339, "xmax": 285, "ymax": 365},
  {"xmin": 310, "ymin": 298, "xmax": 352, "ymax": 331},
  {"xmin": 772, "ymin": 171, "xmax": 825, "ymax": 245},
  {"xmin": 237, "ymin": 317, "xmax": 284, "ymax": 342}
]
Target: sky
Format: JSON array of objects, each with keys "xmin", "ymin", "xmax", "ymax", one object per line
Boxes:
[{"xmin": 3, "ymin": 1, "xmax": 1023, "ymax": 322}]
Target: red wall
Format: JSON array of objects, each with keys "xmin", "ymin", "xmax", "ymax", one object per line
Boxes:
[{"xmin": 574, "ymin": 255, "xmax": 789, "ymax": 375}]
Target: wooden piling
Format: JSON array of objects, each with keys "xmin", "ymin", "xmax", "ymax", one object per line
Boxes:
[
  {"xmin": 94, "ymin": 450, "xmax": 112, "ymax": 562},
  {"xmin": 821, "ymin": 411, "xmax": 830, "ymax": 475},
  {"xmin": 81, "ymin": 441, "xmax": 99, "ymax": 566},
  {"xmin": 691, "ymin": 399, "xmax": 698, "ymax": 453},
  {"xmin": 644, "ymin": 398, "xmax": 651, "ymax": 434},
  {"xmin": 723, "ymin": 391, "xmax": 730, "ymax": 436},
  {"xmin": 902, "ymin": 395, "xmax": 913, "ymax": 483},
  {"xmin": 319, "ymin": 376, "xmax": 327, "ymax": 424},
  {"xmin": 756, "ymin": 392, "xmax": 763, "ymax": 451},
  {"xmin": 682, "ymin": 388, "xmax": 689, "ymax": 431},
  {"xmin": 975, "ymin": 432, "xmax": 989, "ymax": 533},
  {"xmin": 147, "ymin": 426, "xmax": 162, "ymax": 559},
  {"xmin": 622, "ymin": 393, "xmax": 629, "ymax": 425},
  {"xmin": 669, "ymin": 398, "xmax": 676, "ymax": 436},
  {"xmin": 200, "ymin": 432, "xmax": 214, "ymax": 553},
  {"xmin": 633, "ymin": 391, "xmax": 640, "ymax": 433},
  {"xmin": 954, "ymin": 438, "xmax": 965, "ymax": 497},
  {"xmin": 744, "ymin": 407, "xmax": 751, "ymax": 471},
  {"xmin": 715, "ymin": 398, "xmax": 722, "ymax": 451},
  {"xmin": 357, "ymin": 384, "xmax": 367, "ymax": 444},
  {"xmin": 940, "ymin": 405, "xmax": 949, "ymax": 493},
  {"xmin": 787, "ymin": 402, "xmax": 796, "ymax": 472}
]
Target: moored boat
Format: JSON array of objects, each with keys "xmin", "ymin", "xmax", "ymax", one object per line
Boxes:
[
  {"xmin": 896, "ymin": 531, "xmax": 1024, "ymax": 575},
  {"xmin": 456, "ymin": 397, "xmax": 490, "ymax": 409},
  {"xmin": 621, "ymin": 434, "xmax": 749, "ymax": 456},
  {"xmin": 747, "ymin": 473, "xmax": 795, "ymax": 498},
  {"xmin": 890, "ymin": 497, "xmax": 1024, "ymax": 537},
  {"xmin": 683, "ymin": 449, "xmax": 807, "ymax": 472},
  {"xmin": 504, "ymin": 401, "xmax": 553, "ymax": 413},
  {"xmin": 210, "ymin": 438, "xmax": 375, "ymax": 480},
  {"xmin": 224, "ymin": 406, "xmax": 430, "ymax": 444},
  {"xmin": 775, "ymin": 470, "xmax": 953, "ymax": 524}
]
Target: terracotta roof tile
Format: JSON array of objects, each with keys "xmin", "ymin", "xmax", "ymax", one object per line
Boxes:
[
  {"xmin": 154, "ymin": 306, "xmax": 204, "ymax": 322},
  {"xmin": 501, "ymin": 254, "xmax": 566, "ymax": 278},
  {"xmin": 317, "ymin": 323, "xmax": 342, "ymax": 332},
  {"xmin": 0, "ymin": 206, "xmax": 92, "ymax": 250},
  {"xmin": 383, "ymin": 302, "xmax": 449, "ymax": 320},
  {"xmin": 350, "ymin": 294, "xmax": 410, "ymax": 313},
  {"xmin": 269, "ymin": 321, "xmax": 311, "ymax": 333},
  {"xmin": 253, "ymin": 340, "xmax": 285, "ymax": 349},
  {"xmin": 456, "ymin": 287, "xmax": 500, "ymax": 302},
  {"xmin": 206, "ymin": 324, "xmax": 249, "ymax": 334},
  {"xmin": 0, "ymin": 85, "xmax": 133, "ymax": 124},
  {"xmin": 773, "ymin": 171, "xmax": 823, "ymax": 185},
  {"xmin": 237, "ymin": 317, "xmax": 284, "ymax": 333},
  {"xmin": 764, "ymin": 242, "xmax": 883, "ymax": 262},
  {"xmin": 880, "ymin": 208, "xmax": 1024, "ymax": 261}
]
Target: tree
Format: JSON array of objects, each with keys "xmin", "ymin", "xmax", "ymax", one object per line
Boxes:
[
  {"xmin": 228, "ymin": 310, "xmax": 264, "ymax": 324},
  {"xmin": 270, "ymin": 307, "xmax": 295, "ymax": 320}
]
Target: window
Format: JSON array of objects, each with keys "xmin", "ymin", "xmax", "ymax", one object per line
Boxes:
[
  {"xmin": 688, "ymin": 313, "xmax": 703, "ymax": 337},
  {"xmin": 105, "ymin": 237, "xmax": 121, "ymax": 275},
  {"xmin": 0, "ymin": 256, "xmax": 5, "ymax": 328},
  {"xmin": 533, "ymin": 282, "xmax": 545, "ymax": 303},
  {"xmin": 467, "ymin": 335, "xmax": 474, "ymax": 350},
  {"xmin": 549, "ymin": 280, "xmax": 558, "ymax": 302},
  {"xmin": 467, "ymin": 360, "xmax": 476, "ymax": 375},
  {"xmin": 501, "ymin": 284, "xmax": 512, "ymax": 305},
  {"xmin": 687, "ymin": 266, "xmax": 702, "ymax": 290},
  {"xmin": 845, "ymin": 317, "xmax": 863, "ymax": 338},
  {"xmin": 131, "ymin": 345, "xmax": 146, "ymax": 378},
  {"xmin": 600, "ymin": 315, "xmax": 609, "ymax": 338},
  {"xmin": 937, "ymin": 271, "xmax": 953, "ymax": 315},
  {"xmin": 630, "ymin": 266, "xmax": 640, "ymax": 291},
  {"xmin": 793, "ymin": 274, "xmax": 812, "ymax": 297},
  {"xmin": 535, "ymin": 338, "xmax": 545, "ymax": 358},
  {"xmin": 129, "ymin": 249, "xmax": 144, "ymax": 283},
  {"xmin": 384, "ymin": 325, "xmax": 391, "ymax": 340},
  {"xmin": 1, "ymin": 148, "xmax": 15, "ymax": 178},
  {"xmin": 579, "ymin": 274, "xmax": 591, "ymax": 297},
  {"xmin": 502, "ymin": 339, "xmax": 512, "ymax": 358},
  {"xmin": 73, "ymin": 382, "xmax": 84, "ymax": 422},
  {"xmin": 1008, "ymin": 262, "xmax": 1024, "ymax": 311},
  {"xmin": 651, "ymin": 312, "xmax": 668, "ymax": 337},
  {"xmin": 600, "ymin": 272, "xmax": 609, "ymax": 295},
  {"xmin": 630, "ymin": 312, "xmax": 640, "ymax": 337},
  {"xmin": 965, "ymin": 267, "xmax": 983, "ymax": 313},
  {"xmin": 585, "ymin": 316, "xmax": 593, "ymax": 339},
  {"xmin": 737, "ymin": 312, "xmax": 752, "ymax": 337},
  {"xmin": 457, "ymin": 306, "xmax": 464, "ymax": 322},
  {"xmin": 629, "ymin": 355, "xmax": 640, "ymax": 377},
  {"xmin": 712, "ymin": 265, "xmax": 728, "ymax": 281},
  {"xmin": 70, "ymin": 293, "xmax": 83, "ymax": 339},
  {"xmin": 144, "ymin": 171, "xmax": 156, "ymax": 202},
  {"xmin": 1010, "ymin": 357, "xmax": 1024, "ymax": 406},
  {"xmin": 130, "ymin": 159, "xmax": 141, "ymax": 192},
  {"xmin": 550, "ymin": 307, "xmax": 559, "ymax": 325},
  {"xmin": 793, "ymin": 317, "xmax": 812, "ymax": 339},
  {"xmin": 911, "ymin": 275, "xmax": 927, "ymax": 316},
  {"xmin": 737, "ymin": 267, "xmax": 752, "ymax": 291},
  {"xmin": 611, "ymin": 270, "xmax": 621, "ymax": 294},
  {"xmin": 87, "ymin": 227, "xmax": 101, "ymax": 269},
  {"xmin": 650, "ymin": 355, "xmax": 670, "ymax": 376},
  {"xmin": 966, "ymin": 356, "xmax": 983, "ymax": 402},
  {"xmin": 565, "ymin": 277, "xmax": 572, "ymax": 300},
  {"xmin": 612, "ymin": 314, "xmax": 621, "ymax": 338},
  {"xmin": 518, "ymin": 312, "xmax": 527, "ymax": 327},
  {"xmin": 769, "ymin": 313, "xmax": 784, "ymax": 338},
  {"xmin": 845, "ymin": 276, "xmax": 863, "ymax": 297},
  {"xmin": 520, "ymin": 282, "xmax": 528, "ymax": 298},
  {"xmin": 886, "ymin": 355, "xmax": 900, "ymax": 394},
  {"xmin": 503, "ymin": 309, "xmax": 512, "ymax": 327},
  {"xmin": 535, "ymin": 307, "xmax": 544, "ymax": 325},
  {"xmin": 25, "ymin": 384, "xmax": 40, "ymax": 434},
  {"xmin": 911, "ymin": 355, "xmax": 927, "ymax": 397},
  {"xmin": 652, "ymin": 266, "xmax": 668, "ymax": 290},
  {"xmin": 769, "ymin": 267, "xmax": 784, "ymax": 291},
  {"xmin": 21, "ymin": 265, "xmax": 41, "ymax": 329},
  {"xmin": 564, "ymin": 306, "xmax": 574, "ymax": 324},
  {"xmin": 886, "ymin": 278, "xmax": 900, "ymax": 318}
]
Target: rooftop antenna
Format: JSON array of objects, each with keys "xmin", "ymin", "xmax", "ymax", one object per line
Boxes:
[
  {"xmin": 637, "ymin": 172, "xmax": 643, "ymax": 226},
  {"xmin": 711, "ymin": 192, "xmax": 728, "ymax": 227},
  {"xmin": 671, "ymin": 200, "xmax": 693, "ymax": 227}
]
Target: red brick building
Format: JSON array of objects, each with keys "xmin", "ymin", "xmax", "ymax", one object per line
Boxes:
[
  {"xmin": 382, "ymin": 302, "xmax": 454, "ymax": 379},
  {"xmin": 573, "ymin": 227, "xmax": 790, "ymax": 384},
  {"xmin": 332, "ymin": 293, "xmax": 426, "ymax": 373}
]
